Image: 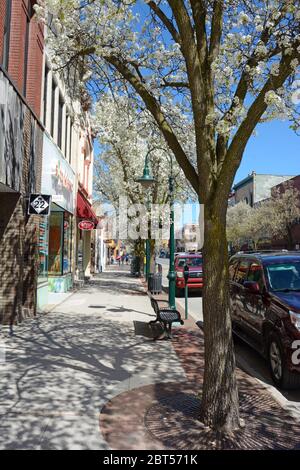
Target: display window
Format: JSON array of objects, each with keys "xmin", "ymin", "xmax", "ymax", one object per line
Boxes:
[
  {"xmin": 38, "ymin": 217, "xmax": 49, "ymax": 282},
  {"xmin": 63, "ymin": 213, "xmax": 73, "ymax": 274},
  {"xmin": 48, "ymin": 211, "xmax": 73, "ymax": 276}
]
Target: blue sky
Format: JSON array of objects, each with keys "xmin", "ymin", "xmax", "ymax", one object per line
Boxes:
[{"xmin": 235, "ymin": 120, "xmax": 299, "ymax": 183}]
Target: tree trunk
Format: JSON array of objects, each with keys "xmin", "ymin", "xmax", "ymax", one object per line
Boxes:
[{"xmin": 200, "ymin": 202, "xmax": 241, "ymax": 433}]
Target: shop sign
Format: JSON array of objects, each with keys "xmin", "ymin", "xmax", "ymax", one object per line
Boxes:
[
  {"xmin": 41, "ymin": 134, "xmax": 75, "ymax": 213},
  {"xmin": 78, "ymin": 220, "xmax": 94, "ymax": 231},
  {"xmin": 28, "ymin": 194, "xmax": 51, "ymax": 216}
]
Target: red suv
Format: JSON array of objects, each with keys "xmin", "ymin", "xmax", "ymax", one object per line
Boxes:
[
  {"xmin": 229, "ymin": 252, "xmax": 300, "ymax": 389},
  {"xmin": 175, "ymin": 254, "xmax": 203, "ymax": 296}
]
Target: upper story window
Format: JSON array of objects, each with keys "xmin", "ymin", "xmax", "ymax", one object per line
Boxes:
[
  {"xmin": 64, "ymin": 112, "xmax": 69, "ymax": 158},
  {"xmin": 69, "ymin": 120, "xmax": 73, "ymax": 164},
  {"xmin": 43, "ymin": 64, "xmax": 49, "ymax": 126},
  {"xmin": 57, "ymin": 93, "xmax": 64, "ymax": 150},
  {"xmin": 23, "ymin": 1, "xmax": 34, "ymax": 97},
  {"xmin": 50, "ymin": 79, "xmax": 56, "ymax": 137},
  {"xmin": 2, "ymin": 0, "xmax": 12, "ymax": 70}
]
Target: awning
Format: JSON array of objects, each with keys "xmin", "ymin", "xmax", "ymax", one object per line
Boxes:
[{"xmin": 77, "ymin": 192, "xmax": 98, "ymax": 226}]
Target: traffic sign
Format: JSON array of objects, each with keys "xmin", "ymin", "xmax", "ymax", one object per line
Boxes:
[{"xmin": 28, "ymin": 194, "xmax": 51, "ymax": 216}]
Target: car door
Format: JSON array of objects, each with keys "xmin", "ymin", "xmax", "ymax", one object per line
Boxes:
[
  {"xmin": 231, "ymin": 259, "xmax": 251, "ymax": 331},
  {"xmin": 241, "ymin": 261, "xmax": 269, "ymax": 346}
]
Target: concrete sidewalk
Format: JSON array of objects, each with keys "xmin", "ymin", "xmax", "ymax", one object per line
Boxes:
[
  {"xmin": 1, "ymin": 266, "xmax": 300, "ymax": 450},
  {"xmin": 0, "ymin": 266, "xmax": 186, "ymax": 450}
]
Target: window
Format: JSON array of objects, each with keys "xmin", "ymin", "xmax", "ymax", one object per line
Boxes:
[
  {"xmin": 229, "ymin": 260, "xmax": 239, "ymax": 281},
  {"xmin": 23, "ymin": 1, "xmax": 33, "ymax": 96},
  {"xmin": 43, "ymin": 64, "xmax": 49, "ymax": 126},
  {"xmin": 64, "ymin": 113, "xmax": 69, "ymax": 158},
  {"xmin": 235, "ymin": 260, "xmax": 250, "ymax": 285},
  {"xmin": 247, "ymin": 262, "xmax": 265, "ymax": 291},
  {"xmin": 266, "ymin": 262, "xmax": 300, "ymax": 292},
  {"xmin": 48, "ymin": 212, "xmax": 63, "ymax": 275},
  {"xmin": 57, "ymin": 94, "xmax": 64, "ymax": 149},
  {"xmin": 2, "ymin": 0, "xmax": 12, "ymax": 70},
  {"xmin": 38, "ymin": 217, "xmax": 49, "ymax": 282},
  {"xmin": 48, "ymin": 211, "xmax": 73, "ymax": 276},
  {"xmin": 63, "ymin": 213, "xmax": 72, "ymax": 274},
  {"xmin": 69, "ymin": 121, "xmax": 73, "ymax": 163},
  {"xmin": 51, "ymin": 80, "xmax": 56, "ymax": 137}
]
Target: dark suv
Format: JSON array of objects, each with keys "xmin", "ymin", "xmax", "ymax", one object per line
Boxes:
[{"xmin": 229, "ymin": 252, "xmax": 300, "ymax": 389}]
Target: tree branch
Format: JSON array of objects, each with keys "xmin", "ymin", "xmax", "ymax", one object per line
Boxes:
[
  {"xmin": 105, "ymin": 54, "xmax": 199, "ymax": 193},
  {"xmin": 209, "ymin": 0, "xmax": 224, "ymax": 62},
  {"xmin": 148, "ymin": 1, "xmax": 181, "ymax": 45}
]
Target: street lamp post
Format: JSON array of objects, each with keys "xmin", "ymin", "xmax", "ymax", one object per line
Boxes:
[
  {"xmin": 137, "ymin": 153, "xmax": 155, "ymax": 281},
  {"xmin": 167, "ymin": 159, "xmax": 176, "ymax": 310}
]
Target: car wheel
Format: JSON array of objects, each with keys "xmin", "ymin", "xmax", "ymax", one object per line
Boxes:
[{"xmin": 268, "ymin": 332, "xmax": 300, "ymax": 390}]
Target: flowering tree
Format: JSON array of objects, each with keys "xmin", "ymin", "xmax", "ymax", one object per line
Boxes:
[
  {"xmin": 268, "ymin": 183, "xmax": 300, "ymax": 248},
  {"xmin": 93, "ymin": 94, "xmax": 192, "ymax": 206},
  {"xmin": 37, "ymin": 0, "xmax": 300, "ymax": 432},
  {"xmin": 227, "ymin": 201, "xmax": 252, "ymax": 249},
  {"xmin": 227, "ymin": 201, "xmax": 272, "ymax": 249},
  {"xmin": 93, "ymin": 94, "xmax": 193, "ymax": 266}
]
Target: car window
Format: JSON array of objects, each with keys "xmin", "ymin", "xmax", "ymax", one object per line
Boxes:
[
  {"xmin": 247, "ymin": 262, "xmax": 265, "ymax": 291},
  {"xmin": 235, "ymin": 260, "xmax": 250, "ymax": 285},
  {"xmin": 229, "ymin": 260, "xmax": 239, "ymax": 281},
  {"xmin": 266, "ymin": 262, "xmax": 300, "ymax": 291},
  {"xmin": 177, "ymin": 257, "xmax": 202, "ymax": 267}
]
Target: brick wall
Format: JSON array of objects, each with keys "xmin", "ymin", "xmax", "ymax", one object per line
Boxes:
[
  {"xmin": 0, "ymin": 65, "xmax": 44, "ymax": 324},
  {"xmin": 25, "ymin": 13, "xmax": 44, "ymax": 117},
  {"xmin": 6, "ymin": 1, "xmax": 44, "ymax": 116},
  {"xmin": 0, "ymin": 0, "xmax": 6, "ymax": 62},
  {"xmin": 8, "ymin": 0, "xmax": 28, "ymax": 91},
  {"xmin": 0, "ymin": 194, "xmax": 24, "ymax": 324}
]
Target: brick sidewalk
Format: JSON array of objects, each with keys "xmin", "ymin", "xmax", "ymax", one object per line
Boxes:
[{"xmin": 100, "ymin": 296, "xmax": 300, "ymax": 450}]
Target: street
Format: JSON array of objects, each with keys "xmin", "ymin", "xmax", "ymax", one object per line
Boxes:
[{"xmin": 158, "ymin": 258, "xmax": 300, "ymax": 420}]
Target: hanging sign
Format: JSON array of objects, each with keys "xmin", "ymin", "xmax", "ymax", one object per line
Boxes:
[
  {"xmin": 28, "ymin": 194, "xmax": 51, "ymax": 216},
  {"xmin": 78, "ymin": 220, "xmax": 94, "ymax": 231}
]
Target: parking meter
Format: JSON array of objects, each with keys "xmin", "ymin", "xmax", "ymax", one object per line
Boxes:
[
  {"xmin": 183, "ymin": 264, "xmax": 189, "ymax": 319},
  {"xmin": 183, "ymin": 264, "xmax": 189, "ymax": 284}
]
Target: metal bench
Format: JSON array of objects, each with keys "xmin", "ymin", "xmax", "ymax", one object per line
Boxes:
[{"xmin": 149, "ymin": 297, "xmax": 184, "ymax": 340}]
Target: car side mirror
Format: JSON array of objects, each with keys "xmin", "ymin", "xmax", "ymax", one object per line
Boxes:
[{"xmin": 243, "ymin": 281, "xmax": 261, "ymax": 294}]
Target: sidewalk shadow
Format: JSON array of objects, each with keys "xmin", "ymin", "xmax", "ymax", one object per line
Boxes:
[{"xmin": 133, "ymin": 321, "xmax": 163, "ymax": 339}]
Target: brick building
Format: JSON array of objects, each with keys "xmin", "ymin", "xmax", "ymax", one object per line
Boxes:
[
  {"xmin": 271, "ymin": 175, "xmax": 300, "ymax": 250},
  {"xmin": 0, "ymin": 0, "xmax": 44, "ymax": 324}
]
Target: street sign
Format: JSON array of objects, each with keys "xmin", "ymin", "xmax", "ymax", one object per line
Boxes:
[
  {"xmin": 78, "ymin": 220, "xmax": 94, "ymax": 231},
  {"xmin": 28, "ymin": 194, "xmax": 51, "ymax": 216}
]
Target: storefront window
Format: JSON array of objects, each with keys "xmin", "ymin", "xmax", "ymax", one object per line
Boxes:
[
  {"xmin": 48, "ymin": 210, "xmax": 73, "ymax": 276},
  {"xmin": 48, "ymin": 212, "xmax": 63, "ymax": 275},
  {"xmin": 38, "ymin": 217, "xmax": 49, "ymax": 282},
  {"xmin": 63, "ymin": 213, "xmax": 72, "ymax": 274}
]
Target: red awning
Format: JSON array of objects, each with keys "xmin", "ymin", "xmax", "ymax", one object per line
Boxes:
[{"xmin": 77, "ymin": 192, "xmax": 98, "ymax": 226}]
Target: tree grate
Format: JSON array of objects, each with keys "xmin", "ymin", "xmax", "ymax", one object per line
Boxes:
[{"xmin": 144, "ymin": 391, "xmax": 300, "ymax": 450}]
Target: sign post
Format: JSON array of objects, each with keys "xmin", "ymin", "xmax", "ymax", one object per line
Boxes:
[
  {"xmin": 28, "ymin": 194, "xmax": 51, "ymax": 216},
  {"xmin": 183, "ymin": 263, "xmax": 189, "ymax": 320}
]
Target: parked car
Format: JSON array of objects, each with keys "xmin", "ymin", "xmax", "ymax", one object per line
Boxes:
[
  {"xmin": 175, "ymin": 254, "xmax": 203, "ymax": 296},
  {"xmin": 229, "ymin": 251, "xmax": 300, "ymax": 389}
]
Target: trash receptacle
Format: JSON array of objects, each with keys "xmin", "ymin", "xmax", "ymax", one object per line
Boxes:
[{"xmin": 148, "ymin": 272, "xmax": 162, "ymax": 294}]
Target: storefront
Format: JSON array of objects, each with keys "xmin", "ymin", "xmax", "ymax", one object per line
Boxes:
[
  {"xmin": 37, "ymin": 133, "xmax": 75, "ymax": 309},
  {"xmin": 76, "ymin": 190, "xmax": 98, "ymax": 280}
]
